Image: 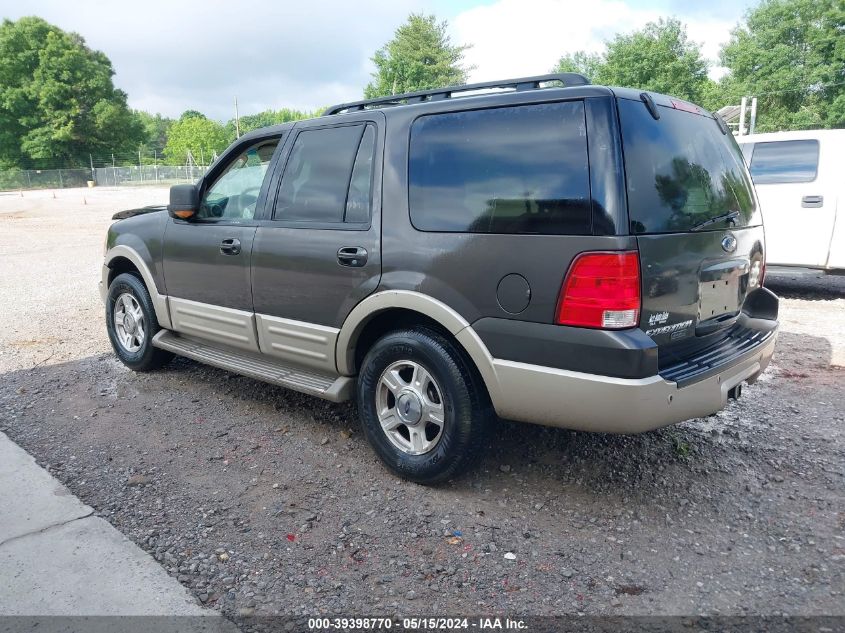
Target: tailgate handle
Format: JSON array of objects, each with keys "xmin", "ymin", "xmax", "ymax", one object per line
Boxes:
[{"xmin": 801, "ymin": 195, "xmax": 824, "ymax": 208}]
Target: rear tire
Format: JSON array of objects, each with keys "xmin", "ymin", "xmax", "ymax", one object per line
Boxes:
[
  {"xmin": 106, "ymin": 272, "xmax": 173, "ymax": 371},
  {"xmin": 356, "ymin": 327, "xmax": 491, "ymax": 484}
]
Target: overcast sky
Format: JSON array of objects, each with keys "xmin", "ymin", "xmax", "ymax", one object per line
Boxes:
[{"xmin": 0, "ymin": 0, "xmax": 755, "ymax": 121}]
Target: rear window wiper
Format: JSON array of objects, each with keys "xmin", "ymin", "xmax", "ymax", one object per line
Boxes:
[{"xmin": 690, "ymin": 209, "xmax": 739, "ymax": 231}]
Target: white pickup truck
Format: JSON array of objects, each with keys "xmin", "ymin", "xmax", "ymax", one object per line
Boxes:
[{"xmin": 739, "ymin": 129, "xmax": 844, "ymax": 274}]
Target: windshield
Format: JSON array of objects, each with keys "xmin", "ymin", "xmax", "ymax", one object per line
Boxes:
[{"xmin": 618, "ymin": 98, "xmax": 760, "ymax": 234}]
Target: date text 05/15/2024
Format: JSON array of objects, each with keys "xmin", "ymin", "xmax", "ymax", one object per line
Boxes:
[{"xmin": 307, "ymin": 617, "xmax": 528, "ymax": 630}]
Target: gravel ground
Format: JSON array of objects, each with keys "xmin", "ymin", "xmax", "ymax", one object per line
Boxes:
[{"xmin": 0, "ymin": 188, "xmax": 843, "ymax": 619}]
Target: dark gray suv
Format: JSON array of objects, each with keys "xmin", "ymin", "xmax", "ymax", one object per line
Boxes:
[{"xmin": 101, "ymin": 73, "xmax": 779, "ymax": 483}]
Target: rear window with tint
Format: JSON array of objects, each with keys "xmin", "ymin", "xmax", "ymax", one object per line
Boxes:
[
  {"xmin": 749, "ymin": 140, "xmax": 819, "ymax": 184},
  {"xmin": 619, "ymin": 98, "xmax": 760, "ymax": 234},
  {"xmin": 409, "ymin": 101, "xmax": 591, "ymax": 235}
]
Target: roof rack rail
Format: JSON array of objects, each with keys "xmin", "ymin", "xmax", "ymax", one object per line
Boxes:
[{"xmin": 322, "ymin": 72, "xmax": 591, "ymax": 116}]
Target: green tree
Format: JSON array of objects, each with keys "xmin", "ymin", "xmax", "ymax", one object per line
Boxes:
[
  {"xmin": 135, "ymin": 111, "xmax": 173, "ymax": 150},
  {"xmin": 163, "ymin": 114, "xmax": 231, "ymax": 165},
  {"xmin": 719, "ymin": 0, "xmax": 845, "ymax": 131},
  {"xmin": 0, "ymin": 16, "xmax": 143, "ymax": 168},
  {"xmin": 365, "ymin": 14, "xmax": 472, "ymax": 98},
  {"xmin": 179, "ymin": 110, "xmax": 205, "ymax": 121},
  {"xmin": 227, "ymin": 107, "xmax": 318, "ymax": 136},
  {"xmin": 554, "ymin": 18, "xmax": 716, "ymax": 107},
  {"xmin": 554, "ymin": 51, "xmax": 603, "ymax": 80}
]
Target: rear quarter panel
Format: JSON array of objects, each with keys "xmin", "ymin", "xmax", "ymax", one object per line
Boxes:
[{"xmin": 379, "ymin": 92, "xmax": 635, "ymax": 326}]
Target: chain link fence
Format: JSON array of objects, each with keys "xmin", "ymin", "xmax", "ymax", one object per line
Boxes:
[
  {"xmin": 0, "ymin": 165, "xmax": 209, "ymax": 191},
  {"xmin": 92, "ymin": 164, "xmax": 209, "ymax": 187},
  {"xmin": 0, "ymin": 147, "xmax": 217, "ymax": 191},
  {"xmin": 0, "ymin": 168, "xmax": 90, "ymax": 191}
]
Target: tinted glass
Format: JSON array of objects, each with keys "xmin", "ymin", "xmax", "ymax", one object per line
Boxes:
[
  {"xmin": 199, "ymin": 138, "xmax": 278, "ymax": 221},
  {"xmin": 749, "ymin": 140, "xmax": 819, "ymax": 184},
  {"xmin": 275, "ymin": 125, "xmax": 363, "ymax": 223},
  {"xmin": 409, "ymin": 102, "xmax": 591, "ymax": 235},
  {"xmin": 345, "ymin": 124, "xmax": 375, "ymax": 224},
  {"xmin": 619, "ymin": 99, "xmax": 760, "ymax": 234}
]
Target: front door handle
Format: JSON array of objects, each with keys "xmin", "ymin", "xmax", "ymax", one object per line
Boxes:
[
  {"xmin": 220, "ymin": 238, "xmax": 241, "ymax": 255},
  {"xmin": 337, "ymin": 246, "xmax": 367, "ymax": 267},
  {"xmin": 801, "ymin": 195, "xmax": 824, "ymax": 208}
]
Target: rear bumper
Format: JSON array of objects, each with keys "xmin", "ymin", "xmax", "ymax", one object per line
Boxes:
[{"xmin": 487, "ymin": 323, "xmax": 777, "ymax": 433}]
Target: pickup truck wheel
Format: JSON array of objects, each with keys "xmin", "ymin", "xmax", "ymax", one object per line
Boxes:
[
  {"xmin": 357, "ymin": 328, "xmax": 491, "ymax": 484},
  {"xmin": 106, "ymin": 273, "xmax": 173, "ymax": 371}
]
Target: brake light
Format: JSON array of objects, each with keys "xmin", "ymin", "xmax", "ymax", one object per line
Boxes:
[
  {"xmin": 670, "ymin": 99, "xmax": 701, "ymax": 114},
  {"xmin": 555, "ymin": 251, "xmax": 641, "ymax": 329}
]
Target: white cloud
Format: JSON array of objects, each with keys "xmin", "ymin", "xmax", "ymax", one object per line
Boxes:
[
  {"xmin": 451, "ymin": 0, "xmax": 735, "ymax": 83},
  {"xmin": 1, "ymin": 0, "xmax": 422, "ymax": 120},
  {"xmin": 684, "ymin": 18, "xmax": 737, "ymax": 79},
  {"xmin": 1, "ymin": 0, "xmax": 741, "ymax": 120}
]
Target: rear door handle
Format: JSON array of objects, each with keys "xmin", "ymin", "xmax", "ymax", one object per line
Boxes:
[
  {"xmin": 801, "ymin": 195, "xmax": 824, "ymax": 208},
  {"xmin": 220, "ymin": 238, "xmax": 241, "ymax": 255},
  {"xmin": 337, "ymin": 246, "xmax": 367, "ymax": 267}
]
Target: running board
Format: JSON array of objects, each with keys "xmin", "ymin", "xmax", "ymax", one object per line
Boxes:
[{"xmin": 152, "ymin": 330, "xmax": 353, "ymax": 402}]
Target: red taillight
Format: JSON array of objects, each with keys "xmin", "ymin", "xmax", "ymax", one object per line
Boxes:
[{"xmin": 555, "ymin": 251, "xmax": 641, "ymax": 329}]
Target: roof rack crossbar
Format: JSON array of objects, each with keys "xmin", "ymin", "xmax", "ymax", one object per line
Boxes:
[{"xmin": 322, "ymin": 72, "xmax": 590, "ymax": 116}]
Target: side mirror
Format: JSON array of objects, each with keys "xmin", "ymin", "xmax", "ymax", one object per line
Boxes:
[{"xmin": 168, "ymin": 184, "xmax": 199, "ymax": 220}]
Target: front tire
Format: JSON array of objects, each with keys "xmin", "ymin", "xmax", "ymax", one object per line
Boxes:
[
  {"xmin": 357, "ymin": 328, "xmax": 491, "ymax": 484},
  {"xmin": 106, "ymin": 272, "xmax": 173, "ymax": 371}
]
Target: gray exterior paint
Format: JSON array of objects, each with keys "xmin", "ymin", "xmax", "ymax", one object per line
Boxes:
[
  {"xmin": 105, "ymin": 210, "xmax": 169, "ymax": 296},
  {"xmin": 162, "ymin": 222, "xmax": 257, "ymax": 310},
  {"xmin": 474, "ymin": 318, "xmax": 658, "ymax": 379},
  {"xmin": 375, "ymin": 89, "xmax": 634, "ymax": 329},
  {"xmin": 102, "ymin": 82, "xmax": 779, "ymax": 432}
]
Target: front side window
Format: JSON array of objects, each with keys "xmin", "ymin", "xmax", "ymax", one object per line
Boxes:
[
  {"xmin": 275, "ymin": 124, "xmax": 374, "ymax": 224},
  {"xmin": 749, "ymin": 140, "xmax": 819, "ymax": 184},
  {"xmin": 199, "ymin": 138, "xmax": 279, "ymax": 220},
  {"xmin": 409, "ymin": 101, "xmax": 592, "ymax": 235}
]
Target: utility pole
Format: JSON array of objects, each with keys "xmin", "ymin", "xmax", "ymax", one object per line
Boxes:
[
  {"xmin": 739, "ymin": 96, "xmax": 748, "ymax": 136},
  {"xmin": 89, "ymin": 154, "xmax": 95, "ymax": 184},
  {"xmin": 234, "ymin": 96, "xmax": 241, "ymax": 139}
]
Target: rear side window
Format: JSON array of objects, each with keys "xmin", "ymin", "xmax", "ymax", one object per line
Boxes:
[
  {"xmin": 345, "ymin": 124, "xmax": 376, "ymax": 223},
  {"xmin": 749, "ymin": 140, "xmax": 819, "ymax": 184},
  {"xmin": 619, "ymin": 99, "xmax": 760, "ymax": 234},
  {"xmin": 409, "ymin": 102, "xmax": 591, "ymax": 235},
  {"xmin": 275, "ymin": 124, "xmax": 369, "ymax": 224}
]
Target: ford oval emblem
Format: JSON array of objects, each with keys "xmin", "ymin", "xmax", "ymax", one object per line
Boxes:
[{"xmin": 721, "ymin": 234, "xmax": 737, "ymax": 253}]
